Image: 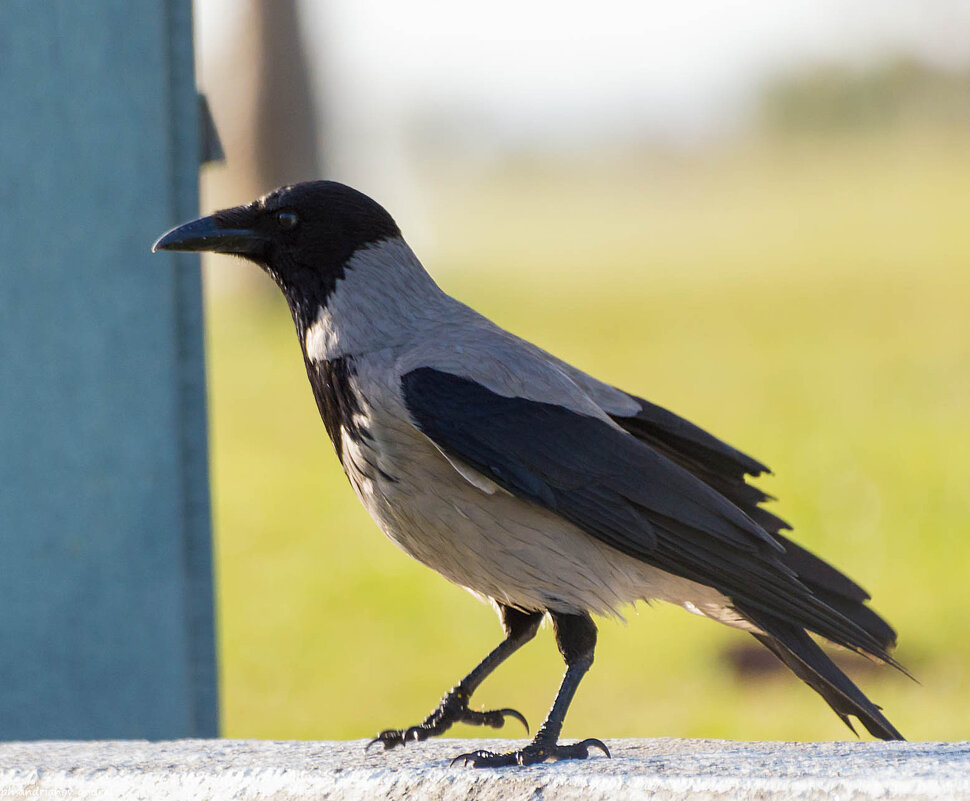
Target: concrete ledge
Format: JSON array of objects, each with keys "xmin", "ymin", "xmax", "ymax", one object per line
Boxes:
[{"xmin": 0, "ymin": 738, "xmax": 968, "ymax": 800}]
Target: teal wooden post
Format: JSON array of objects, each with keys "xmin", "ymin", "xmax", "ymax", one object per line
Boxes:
[{"xmin": 0, "ymin": 2, "xmax": 218, "ymax": 737}]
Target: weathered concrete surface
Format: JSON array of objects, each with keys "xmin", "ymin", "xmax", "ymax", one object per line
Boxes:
[{"xmin": 0, "ymin": 738, "xmax": 967, "ymax": 801}]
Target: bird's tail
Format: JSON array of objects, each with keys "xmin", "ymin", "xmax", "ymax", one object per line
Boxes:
[
  {"xmin": 769, "ymin": 533, "xmax": 898, "ymax": 654},
  {"xmin": 738, "ymin": 605, "xmax": 904, "ymax": 741}
]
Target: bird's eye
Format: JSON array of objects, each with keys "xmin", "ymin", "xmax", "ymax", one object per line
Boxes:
[{"xmin": 277, "ymin": 211, "xmax": 299, "ymax": 231}]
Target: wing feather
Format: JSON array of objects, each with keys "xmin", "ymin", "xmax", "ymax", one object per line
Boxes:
[
  {"xmin": 609, "ymin": 390, "xmax": 896, "ymax": 650},
  {"xmin": 401, "ymin": 366, "xmax": 897, "ymax": 664}
]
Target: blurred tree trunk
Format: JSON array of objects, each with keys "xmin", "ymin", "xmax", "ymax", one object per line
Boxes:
[
  {"xmin": 252, "ymin": 0, "xmax": 323, "ymax": 188},
  {"xmin": 199, "ymin": 0, "xmax": 323, "ymax": 296}
]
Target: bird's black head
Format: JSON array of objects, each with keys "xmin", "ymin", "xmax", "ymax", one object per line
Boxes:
[{"xmin": 153, "ymin": 180, "xmax": 401, "ymax": 312}]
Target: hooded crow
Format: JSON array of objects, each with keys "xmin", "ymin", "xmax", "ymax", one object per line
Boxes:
[{"xmin": 154, "ymin": 180, "xmax": 904, "ymax": 767}]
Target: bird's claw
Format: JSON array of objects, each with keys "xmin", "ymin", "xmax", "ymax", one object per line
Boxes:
[
  {"xmin": 367, "ymin": 689, "xmax": 529, "ymax": 751},
  {"xmin": 451, "ymin": 737, "xmax": 611, "ymax": 767},
  {"xmin": 367, "ymin": 725, "xmax": 431, "ymax": 752},
  {"xmin": 469, "ymin": 706, "xmax": 530, "ymax": 732}
]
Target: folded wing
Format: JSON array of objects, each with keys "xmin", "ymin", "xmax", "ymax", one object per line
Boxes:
[
  {"xmin": 609, "ymin": 391, "xmax": 897, "ymax": 652},
  {"xmin": 401, "ymin": 366, "xmax": 896, "ymax": 665}
]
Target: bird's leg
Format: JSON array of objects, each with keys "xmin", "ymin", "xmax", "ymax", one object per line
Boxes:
[
  {"xmin": 452, "ymin": 611, "xmax": 610, "ymax": 767},
  {"xmin": 369, "ymin": 605, "xmax": 542, "ymax": 750}
]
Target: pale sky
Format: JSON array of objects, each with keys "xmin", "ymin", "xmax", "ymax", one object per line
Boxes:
[
  {"xmin": 309, "ymin": 0, "xmax": 970, "ymax": 141},
  {"xmin": 197, "ymin": 0, "xmax": 970, "ymax": 148},
  {"xmin": 195, "ymin": 0, "xmax": 970, "ymax": 237}
]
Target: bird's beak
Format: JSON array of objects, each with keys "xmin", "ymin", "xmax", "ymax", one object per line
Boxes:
[{"xmin": 152, "ymin": 214, "xmax": 266, "ymax": 257}]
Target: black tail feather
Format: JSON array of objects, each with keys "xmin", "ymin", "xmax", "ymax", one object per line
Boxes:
[
  {"xmin": 610, "ymin": 395, "xmax": 901, "ymax": 663},
  {"xmin": 611, "ymin": 391, "xmax": 905, "ymax": 737},
  {"xmin": 740, "ymin": 605, "xmax": 904, "ymax": 741},
  {"xmin": 770, "ymin": 533, "xmax": 898, "ymax": 653}
]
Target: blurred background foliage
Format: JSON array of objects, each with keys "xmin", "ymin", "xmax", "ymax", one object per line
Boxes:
[{"xmin": 195, "ymin": 0, "xmax": 970, "ymax": 742}]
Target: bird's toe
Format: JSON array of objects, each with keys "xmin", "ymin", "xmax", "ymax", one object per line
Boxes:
[
  {"xmin": 460, "ymin": 705, "xmax": 530, "ymax": 733},
  {"xmin": 366, "ymin": 729, "xmax": 408, "ymax": 751},
  {"xmin": 450, "ymin": 749, "xmax": 520, "ymax": 768},
  {"xmin": 451, "ymin": 737, "xmax": 611, "ymax": 768}
]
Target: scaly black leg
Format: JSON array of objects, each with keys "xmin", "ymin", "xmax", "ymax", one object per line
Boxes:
[
  {"xmin": 369, "ymin": 605, "xmax": 542, "ymax": 750},
  {"xmin": 452, "ymin": 611, "xmax": 610, "ymax": 767}
]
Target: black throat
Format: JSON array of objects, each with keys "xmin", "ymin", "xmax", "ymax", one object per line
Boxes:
[
  {"xmin": 283, "ymin": 273, "xmax": 364, "ymax": 464},
  {"xmin": 302, "ymin": 353, "xmax": 366, "ymax": 463}
]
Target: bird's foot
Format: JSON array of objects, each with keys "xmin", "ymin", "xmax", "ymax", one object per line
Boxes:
[
  {"xmin": 451, "ymin": 736, "xmax": 610, "ymax": 768},
  {"xmin": 367, "ymin": 686, "xmax": 529, "ymax": 751}
]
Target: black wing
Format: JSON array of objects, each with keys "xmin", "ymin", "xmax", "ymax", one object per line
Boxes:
[
  {"xmin": 401, "ymin": 367, "xmax": 894, "ymax": 664},
  {"xmin": 609, "ymin": 392, "xmax": 897, "ymax": 650}
]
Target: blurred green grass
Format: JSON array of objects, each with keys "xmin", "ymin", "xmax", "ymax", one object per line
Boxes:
[{"xmin": 206, "ymin": 131, "xmax": 970, "ymax": 743}]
